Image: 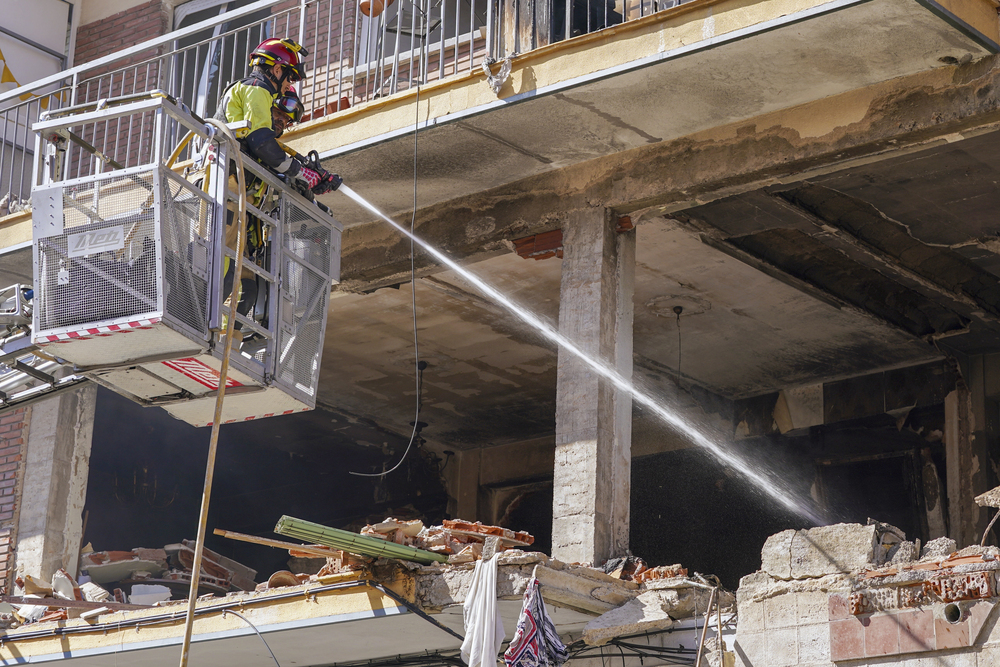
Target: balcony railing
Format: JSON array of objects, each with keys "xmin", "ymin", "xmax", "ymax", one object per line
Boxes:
[{"xmin": 0, "ymin": 0, "xmax": 681, "ymax": 207}]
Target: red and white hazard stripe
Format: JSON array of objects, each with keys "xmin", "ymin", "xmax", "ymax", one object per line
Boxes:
[
  {"xmin": 206, "ymin": 407, "xmax": 310, "ymax": 426},
  {"xmin": 37, "ymin": 318, "xmax": 161, "ymax": 344}
]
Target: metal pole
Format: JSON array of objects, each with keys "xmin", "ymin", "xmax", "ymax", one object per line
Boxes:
[
  {"xmin": 716, "ymin": 599, "xmax": 724, "ymax": 666},
  {"xmin": 177, "ymin": 121, "xmax": 249, "ymax": 667},
  {"xmin": 694, "ymin": 587, "xmax": 718, "ymax": 667}
]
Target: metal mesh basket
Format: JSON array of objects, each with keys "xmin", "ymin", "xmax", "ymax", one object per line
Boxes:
[
  {"xmin": 283, "ymin": 200, "xmax": 332, "ymax": 276},
  {"xmin": 36, "ymin": 171, "xmax": 159, "ymax": 331},
  {"xmin": 160, "ymin": 170, "xmax": 212, "ymax": 337},
  {"xmin": 275, "ymin": 255, "xmax": 328, "ymax": 399},
  {"xmin": 34, "ymin": 167, "xmax": 213, "ymax": 338}
]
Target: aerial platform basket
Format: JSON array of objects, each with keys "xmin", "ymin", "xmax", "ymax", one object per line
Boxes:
[{"xmin": 29, "ymin": 93, "xmax": 342, "ymax": 426}]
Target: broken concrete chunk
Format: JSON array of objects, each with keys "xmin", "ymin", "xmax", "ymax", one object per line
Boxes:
[
  {"xmin": 583, "ymin": 584, "xmax": 723, "ymax": 646},
  {"xmin": 888, "ymin": 541, "xmax": 918, "ymax": 565},
  {"xmin": 583, "ymin": 589, "xmax": 679, "ymax": 645},
  {"xmin": 81, "ymin": 548, "xmax": 169, "ymax": 585},
  {"xmin": 975, "ymin": 484, "xmax": 1000, "ymax": 508},
  {"xmin": 51, "ymin": 569, "xmax": 81, "ymax": 601},
  {"xmin": 21, "ymin": 575, "xmax": 52, "ymax": 597},
  {"xmin": 761, "ymin": 523, "xmax": 879, "ymax": 580},
  {"xmin": 921, "ymin": 536, "xmax": 957, "ymax": 560},
  {"xmin": 129, "ymin": 584, "xmax": 171, "ymax": 605},
  {"xmin": 80, "ymin": 581, "xmax": 110, "ymax": 603}
]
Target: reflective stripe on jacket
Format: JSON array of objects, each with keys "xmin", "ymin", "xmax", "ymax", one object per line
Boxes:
[{"xmin": 216, "ymin": 71, "xmax": 298, "ymax": 176}]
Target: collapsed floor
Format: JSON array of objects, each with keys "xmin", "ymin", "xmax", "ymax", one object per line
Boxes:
[{"xmin": 0, "ymin": 516, "xmax": 737, "ymax": 666}]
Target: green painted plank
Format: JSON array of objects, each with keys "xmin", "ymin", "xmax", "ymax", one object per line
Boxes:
[{"xmin": 274, "ymin": 515, "xmax": 449, "ymax": 565}]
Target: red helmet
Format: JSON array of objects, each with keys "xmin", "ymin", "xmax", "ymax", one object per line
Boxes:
[{"xmin": 250, "ymin": 38, "xmax": 308, "ymax": 82}]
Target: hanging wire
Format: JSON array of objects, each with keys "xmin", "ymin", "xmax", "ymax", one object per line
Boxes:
[
  {"xmin": 674, "ymin": 305, "xmax": 683, "ymax": 378},
  {"xmin": 350, "ymin": 85, "xmax": 423, "ymax": 477},
  {"xmin": 223, "ymin": 609, "xmax": 281, "ymax": 667},
  {"xmin": 982, "ymin": 507, "xmax": 1000, "ymax": 547}
]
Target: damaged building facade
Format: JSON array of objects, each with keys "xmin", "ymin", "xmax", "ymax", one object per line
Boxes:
[{"xmin": 5, "ymin": 0, "xmax": 1000, "ymax": 664}]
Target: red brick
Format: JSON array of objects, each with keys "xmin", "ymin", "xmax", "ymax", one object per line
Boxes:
[
  {"xmin": 864, "ymin": 614, "xmax": 900, "ymax": 657},
  {"xmin": 968, "ymin": 601, "xmax": 994, "ymax": 644},
  {"xmin": 936, "ymin": 616, "xmax": 970, "ymax": 649},
  {"xmin": 830, "ymin": 618, "xmax": 865, "ymax": 661},
  {"xmin": 0, "ymin": 445, "xmax": 22, "ymax": 456},
  {"xmin": 0, "ymin": 512, "xmax": 14, "ymax": 522},
  {"xmin": 0, "ymin": 415, "xmax": 23, "ymax": 425}
]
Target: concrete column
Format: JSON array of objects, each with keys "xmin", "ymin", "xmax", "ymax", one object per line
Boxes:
[
  {"xmin": 552, "ymin": 207, "xmax": 634, "ymax": 565},
  {"xmin": 15, "ymin": 385, "xmax": 97, "ymax": 581},
  {"xmin": 946, "ymin": 354, "xmax": 1000, "ymax": 547}
]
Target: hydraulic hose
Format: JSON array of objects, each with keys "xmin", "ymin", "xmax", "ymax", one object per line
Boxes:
[{"xmin": 166, "ymin": 130, "xmax": 195, "ymax": 169}]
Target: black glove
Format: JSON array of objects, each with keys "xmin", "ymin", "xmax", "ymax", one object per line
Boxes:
[{"xmin": 312, "ymin": 172, "xmax": 342, "ymax": 195}]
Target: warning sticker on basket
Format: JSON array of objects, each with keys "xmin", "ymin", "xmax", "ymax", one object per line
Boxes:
[
  {"xmin": 161, "ymin": 358, "xmax": 243, "ymax": 390},
  {"xmin": 67, "ymin": 226, "xmax": 125, "ymax": 257}
]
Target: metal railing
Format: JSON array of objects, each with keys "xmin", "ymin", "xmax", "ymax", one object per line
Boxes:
[{"xmin": 0, "ymin": 0, "xmax": 682, "ymax": 208}]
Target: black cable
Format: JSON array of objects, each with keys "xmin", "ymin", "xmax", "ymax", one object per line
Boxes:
[
  {"xmin": 368, "ymin": 580, "xmax": 464, "ymax": 641},
  {"xmin": 350, "ymin": 85, "xmax": 423, "ymax": 478},
  {"xmin": 223, "ymin": 609, "xmax": 281, "ymax": 667},
  {"xmin": 675, "ymin": 308, "xmax": 682, "ymax": 378}
]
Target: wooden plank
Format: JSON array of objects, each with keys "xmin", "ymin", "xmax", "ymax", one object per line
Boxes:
[{"xmin": 213, "ymin": 528, "xmax": 342, "ymax": 559}]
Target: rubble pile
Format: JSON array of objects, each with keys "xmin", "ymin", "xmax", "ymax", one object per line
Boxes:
[
  {"xmin": 359, "ymin": 517, "xmax": 534, "ymax": 562},
  {"xmin": 8, "ymin": 568, "xmax": 110, "ymax": 626},
  {"xmin": 259, "ymin": 517, "xmax": 538, "ymax": 587},
  {"xmin": 734, "ymin": 521, "xmax": 1000, "ymax": 665},
  {"xmin": 79, "ymin": 541, "xmax": 256, "ymax": 598}
]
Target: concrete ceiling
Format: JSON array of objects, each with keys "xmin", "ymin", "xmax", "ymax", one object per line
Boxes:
[
  {"xmin": 315, "ymin": 0, "xmax": 996, "ymax": 228},
  {"xmin": 317, "ymin": 213, "xmax": 942, "ymax": 451}
]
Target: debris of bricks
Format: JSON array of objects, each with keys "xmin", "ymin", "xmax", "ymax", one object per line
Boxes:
[
  {"xmin": 357, "ymin": 517, "xmax": 534, "ymax": 563},
  {"xmin": 634, "ymin": 563, "xmax": 689, "ymax": 583}
]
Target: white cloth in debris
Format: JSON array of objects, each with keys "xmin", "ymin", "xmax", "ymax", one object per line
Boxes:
[{"xmin": 461, "ymin": 553, "xmax": 506, "ymax": 667}]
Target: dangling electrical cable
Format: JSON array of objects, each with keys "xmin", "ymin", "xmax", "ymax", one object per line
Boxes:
[
  {"xmin": 673, "ymin": 305, "xmax": 683, "ymax": 378},
  {"xmin": 351, "ymin": 85, "xmax": 423, "ymax": 477},
  {"xmin": 223, "ymin": 609, "xmax": 281, "ymax": 667}
]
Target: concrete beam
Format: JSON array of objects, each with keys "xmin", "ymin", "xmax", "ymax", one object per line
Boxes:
[
  {"xmin": 15, "ymin": 385, "xmax": 97, "ymax": 581},
  {"xmin": 551, "ymin": 208, "xmax": 634, "ymax": 565},
  {"xmin": 773, "ymin": 183, "xmax": 1000, "ymax": 323},
  {"xmin": 336, "ymin": 57, "xmax": 1000, "ymax": 292},
  {"xmin": 947, "ymin": 354, "xmax": 1000, "ymax": 547}
]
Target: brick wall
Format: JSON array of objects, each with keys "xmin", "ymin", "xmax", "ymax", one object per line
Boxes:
[
  {"xmin": 271, "ymin": 0, "xmax": 358, "ymax": 120},
  {"xmin": 0, "ymin": 408, "xmax": 28, "ymax": 593},
  {"xmin": 69, "ymin": 0, "xmax": 171, "ymax": 177},
  {"xmin": 74, "ymin": 0, "xmax": 170, "ymax": 68}
]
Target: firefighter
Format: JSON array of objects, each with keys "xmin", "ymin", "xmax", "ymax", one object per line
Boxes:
[
  {"xmin": 214, "ymin": 40, "xmax": 340, "ymax": 333},
  {"xmin": 215, "ymin": 37, "xmax": 341, "ymax": 195},
  {"xmin": 271, "ymin": 89, "xmax": 302, "ymax": 138}
]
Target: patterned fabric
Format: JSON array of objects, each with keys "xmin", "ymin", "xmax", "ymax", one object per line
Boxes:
[{"xmin": 503, "ymin": 577, "xmax": 568, "ymax": 667}]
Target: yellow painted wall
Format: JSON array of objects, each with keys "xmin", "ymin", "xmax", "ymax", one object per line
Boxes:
[{"xmin": 0, "ymin": 572, "xmax": 415, "ymax": 660}]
